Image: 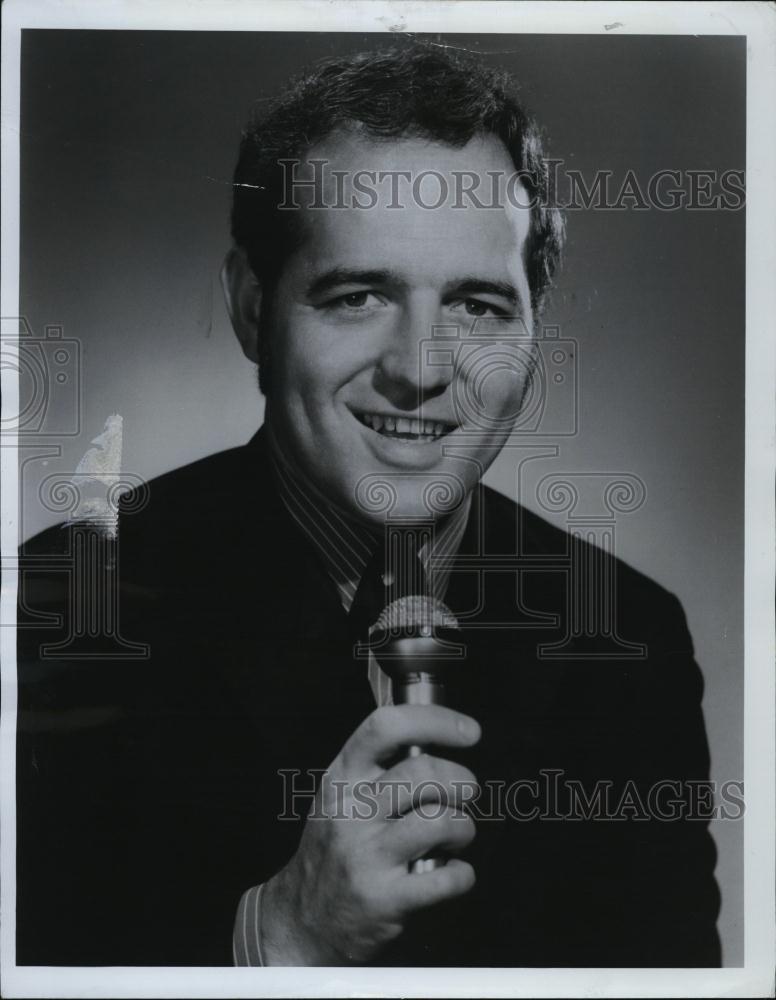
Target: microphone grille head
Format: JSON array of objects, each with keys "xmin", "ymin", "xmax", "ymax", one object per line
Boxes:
[{"xmin": 372, "ymin": 595, "xmax": 459, "ymax": 635}]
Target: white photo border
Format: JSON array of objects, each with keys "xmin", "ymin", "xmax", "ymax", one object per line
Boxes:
[{"xmin": 1, "ymin": 1, "xmax": 773, "ymax": 997}]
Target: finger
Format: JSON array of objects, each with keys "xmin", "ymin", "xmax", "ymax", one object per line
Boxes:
[
  {"xmin": 339, "ymin": 705, "xmax": 481, "ymax": 779},
  {"xmin": 383, "ymin": 805, "xmax": 476, "ymax": 862},
  {"xmin": 373, "ymin": 755, "xmax": 479, "ymax": 817},
  {"xmin": 395, "ymin": 858, "xmax": 477, "ymax": 912}
]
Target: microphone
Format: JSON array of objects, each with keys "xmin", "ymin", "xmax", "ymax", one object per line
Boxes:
[{"xmin": 369, "ymin": 595, "xmax": 463, "ymax": 874}]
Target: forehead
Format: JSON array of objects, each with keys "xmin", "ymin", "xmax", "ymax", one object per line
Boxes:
[{"xmin": 285, "ymin": 130, "xmax": 532, "ymax": 289}]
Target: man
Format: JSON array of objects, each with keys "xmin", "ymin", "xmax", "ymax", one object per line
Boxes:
[{"xmin": 17, "ymin": 43, "xmax": 720, "ymax": 967}]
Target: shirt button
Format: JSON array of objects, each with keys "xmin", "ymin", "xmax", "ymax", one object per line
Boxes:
[{"xmin": 382, "ymin": 571, "xmax": 394, "ymax": 586}]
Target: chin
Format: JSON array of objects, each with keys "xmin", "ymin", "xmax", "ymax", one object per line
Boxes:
[{"xmin": 346, "ymin": 471, "xmax": 465, "ymax": 526}]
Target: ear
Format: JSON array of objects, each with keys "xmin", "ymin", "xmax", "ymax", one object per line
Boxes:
[{"xmin": 220, "ymin": 246, "xmax": 262, "ymax": 364}]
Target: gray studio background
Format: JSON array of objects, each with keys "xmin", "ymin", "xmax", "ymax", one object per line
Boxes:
[{"xmin": 19, "ymin": 31, "xmax": 744, "ymax": 963}]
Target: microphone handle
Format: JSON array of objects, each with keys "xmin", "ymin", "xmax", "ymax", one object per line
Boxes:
[{"xmin": 394, "ymin": 672, "xmax": 447, "ymax": 873}]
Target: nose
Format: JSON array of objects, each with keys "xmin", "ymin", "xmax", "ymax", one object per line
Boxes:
[{"xmin": 373, "ymin": 300, "xmax": 455, "ymax": 410}]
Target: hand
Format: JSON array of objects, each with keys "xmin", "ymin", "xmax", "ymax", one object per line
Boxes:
[{"xmin": 260, "ymin": 704, "xmax": 481, "ymax": 965}]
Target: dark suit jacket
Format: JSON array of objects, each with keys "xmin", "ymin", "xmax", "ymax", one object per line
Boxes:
[{"xmin": 16, "ymin": 429, "xmax": 721, "ymax": 966}]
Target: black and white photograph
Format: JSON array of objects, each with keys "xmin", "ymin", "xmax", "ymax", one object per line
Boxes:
[{"xmin": 1, "ymin": 1, "xmax": 774, "ymax": 997}]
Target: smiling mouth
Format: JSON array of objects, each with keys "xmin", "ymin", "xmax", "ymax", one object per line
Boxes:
[{"xmin": 352, "ymin": 410, "xmax": 456, "ymax": 442}]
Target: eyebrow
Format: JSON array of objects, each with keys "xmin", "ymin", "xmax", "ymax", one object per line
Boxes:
[
  {"xmin": 448, "ymin": 278, "xmax": 520, "ymax": 307},
  {"xmin": 305, "ymin": 268, "xmax": 522, "ymax": 309},
  {"xmin": 306, "ymin": 269, "xmax": 400, "ymax": 299}
]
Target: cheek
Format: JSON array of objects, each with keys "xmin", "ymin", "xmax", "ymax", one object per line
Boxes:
[
  {"xmin": 453, "ymin": 345, "xmax": 533, "ymax": 430},
  {"xmin": 274, "ymin": 311, "xmax": 372, "ymax": 398},
  {"xmin": 272, "ymin": 325, "xmax": 338, "ymax": 404}
]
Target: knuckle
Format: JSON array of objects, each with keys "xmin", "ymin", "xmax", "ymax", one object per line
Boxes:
[
  {"xmin": 450, "ymin": 771, "xmax": 480, "ymax": 808},
  {"xmin": 460, "ymin": 814, "xmax": 477, "ymax": 845},
  {"xmin": 409, "ymin": 752, "xmax": 438, "ymax": 785},
  {"xmin": 454, "ymin": 861, "xmax": 477, "ymax": 894},
  {"xmin": 420, "ymin": 753, "xmax": 450, "ymax": 780},
  {"xmin": 412, "ymin": 783, "xmax": 447, "ymax": 813},
  {"xmin": 438, "ymin": 861, "xmax": 476, "ymax": 899},
  {"xmin": 413, "ymin": 755, "xmax": 472, "ymax": 786},
  {"xmin": 455, "ymin": 765, "xmax": 478, "ymax": 787},
  {"xmin": 338, "ymin": 747, "xmax": 356, "ymax": 778},
  {"xmin": 368, "ymin": 705, "xmax": 399, "ymax": 743},
  {"xmin": 353, "ymin": 709, "xmax": 388, "ymax": 760},
  {"xmin": 448, "ymin": 811, "xmax": 476, "ymax": 846},
  {"xmin": 358, "ymin": 709, "xmax": 381, "ymax": 743}
]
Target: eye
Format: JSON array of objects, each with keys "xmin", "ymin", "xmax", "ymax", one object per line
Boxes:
[
  {"xmin": 342, "ymin": 292, "xmax": 369, "ymax": 308},
  {"xmin": 330, "ymin": 291, "xmax": 381, "ymax": 310},
  {"xmin": 453, "ymin": 298, "xmax": 510, "ymax": 319}
]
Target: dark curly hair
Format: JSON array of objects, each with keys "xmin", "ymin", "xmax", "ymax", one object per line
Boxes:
[{"xmin": 231, "ymin": 42, "xmax": 564, "ymax": 358}]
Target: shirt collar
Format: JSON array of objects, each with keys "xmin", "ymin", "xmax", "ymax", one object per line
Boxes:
[{"xmin": 266, "ymin": 423, "xmax": 472, "ymax": 613}]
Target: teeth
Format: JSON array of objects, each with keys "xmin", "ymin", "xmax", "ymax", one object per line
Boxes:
[{"xmin": 356, "ymin": 411, "xmax": 454, "ymax": 439}]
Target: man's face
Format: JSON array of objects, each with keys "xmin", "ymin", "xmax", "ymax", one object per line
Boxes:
[{"xmin": 259, "ymin": 130, "xmax": 535, "ymax": 525}]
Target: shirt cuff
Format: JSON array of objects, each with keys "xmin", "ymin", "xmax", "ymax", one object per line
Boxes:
[{"xmin": 233, "ymin": 883, "xmax": 266, "ymax": 966}]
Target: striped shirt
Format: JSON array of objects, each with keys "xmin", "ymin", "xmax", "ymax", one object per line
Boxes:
[{"xmin": 233, "ymin": 425, "xmax": 471, "ymax": 965}]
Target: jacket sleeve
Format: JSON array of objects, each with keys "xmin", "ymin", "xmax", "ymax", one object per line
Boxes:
[
  {"xmin": 532, "ymin": 588, "xmax": 723, "ymax": 967},
  {"xmin": 620, "ymin": 589, "xmax": 722, "ymax": 966}
]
